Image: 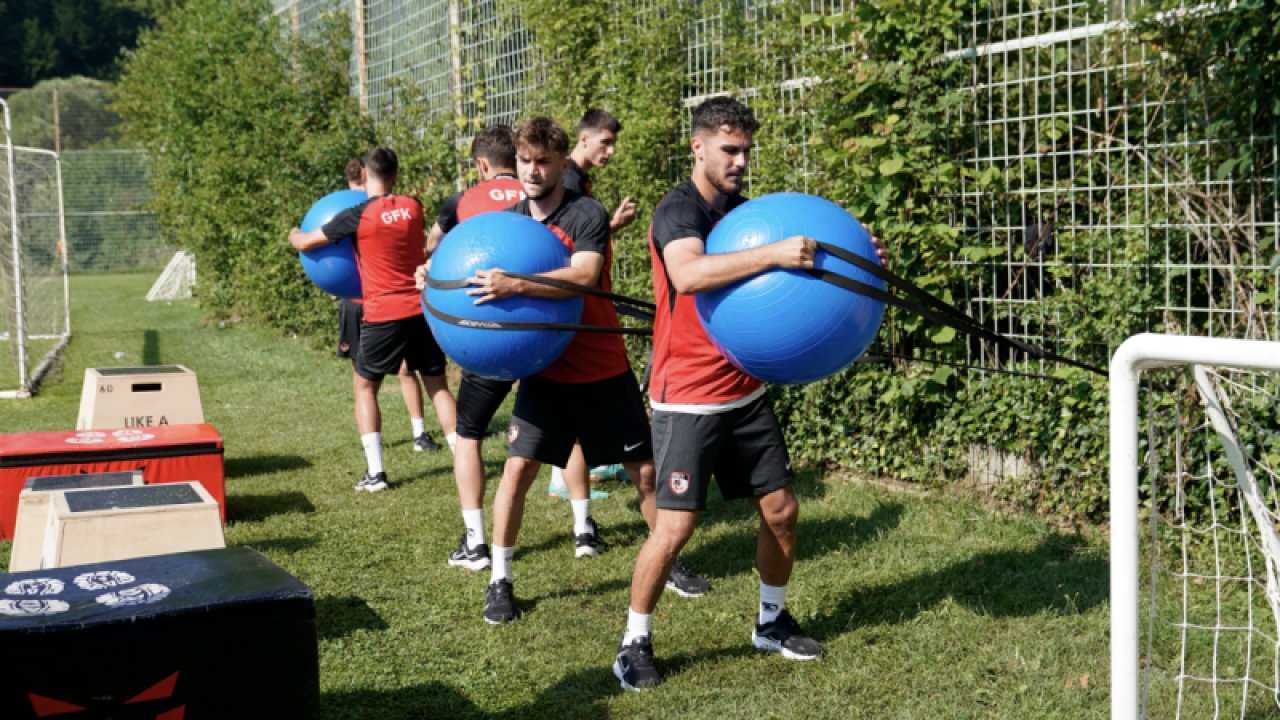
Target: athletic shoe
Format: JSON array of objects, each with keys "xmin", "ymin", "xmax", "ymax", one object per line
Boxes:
[
  {"xmin": 665, "ymin": 557, "xmax": 709, "ymax": 597},
  {"xmin": 752, "ymin": 609, "xmax": 822, "ymax": 661},
  {"xmin": 613, "ymin": 636, "xmax": 661, "ymax": 691},
  {"xmin": 447, "ymin": 534, "xmax": 491, "ymax": 571},
  {"xmin": 549, "ymin": 479, "xmax": 611, "ymax": 500},
  {"xmin": 354, "ymin": 471, "xmax": 388, "ymax": 493},
  {"xmin": 574, "ymin": 517, "xmax": 609, "ymax": 558},
  {"xmin": 413, "ymin": 433, "xmax": 441, "ymax": 452},
  {"xmin": 483, "ymin": 579, "xmax": 516, "ymax": 624},
  {"xmin": 590, "ymin": 464, "xmax": 627, "ymax": 482}
]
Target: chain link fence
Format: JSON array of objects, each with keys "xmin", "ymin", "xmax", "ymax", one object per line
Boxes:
[
  {"xmin": 269, "ymin": 0, "xmax": 1277, "ymax": 344},
  {"xmin": 2, "ymin": 85, "xmax": 169, "ymax": 275}
]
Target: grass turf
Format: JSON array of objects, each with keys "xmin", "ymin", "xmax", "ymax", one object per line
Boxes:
[{"xmin": 0, "ymin": 273, "xmax": 1114, "ymax": 718}]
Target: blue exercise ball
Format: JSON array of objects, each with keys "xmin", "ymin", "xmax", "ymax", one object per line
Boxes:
[
  {"xmin": 695, "ymin": 193, "xmax": 886, "ymax": 384},
  {"xmin": 425, "ymin": 212, "xmax": 583, "ymax": 380},
  {"xmin": 299, "ymin": 189, "xmax": 366, "ymax": 298}
]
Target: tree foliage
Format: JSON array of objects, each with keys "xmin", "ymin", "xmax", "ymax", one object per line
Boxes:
[
  {"xmin": 113, "ymin": 0, "xmax": 375, "ymax": 338},
  {"xmin": 0, "ymin": 0, "xmax": 151, "ymax": 87}
]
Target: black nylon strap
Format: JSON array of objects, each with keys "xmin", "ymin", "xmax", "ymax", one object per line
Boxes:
[
  {"xmin": 425, "ymin": 272, "xmax": 656, "ymax": 313},
  {"xmin": 811, "ymin": 241, "xmax": 1105, "ymax": 377},
  {"xmin": 422, "ymin": 297, "xmax": 652, "ymax": 336}
]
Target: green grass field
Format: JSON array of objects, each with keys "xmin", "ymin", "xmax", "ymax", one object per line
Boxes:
[{"xmin": 0, "ymin": 274, "xmax": 1115, "ymax": 718}]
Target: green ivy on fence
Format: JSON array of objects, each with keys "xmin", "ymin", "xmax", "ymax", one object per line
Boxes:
[{"xmin": 113, "ymin": 0, "xmax": 1278, "ymax": 524}]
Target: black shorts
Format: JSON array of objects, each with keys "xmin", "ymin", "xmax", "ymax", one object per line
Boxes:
[
  {"xmin": 508, "ymin": 372, "xmax": 652, "ymax": 468},
  {"xmin": 652, "ymin": 394, "xmax": 793, "ymax": 512},
  {"xmin": 355, "ymin": 315, "xmax": 446, "ymax": 381},
  {"xmin": 336, "ymin": 299, "xmax": 362, "ymax": 360},
  {"xmin": 455, "ymin": 370, "xmax": 516, "ymax": 440}
]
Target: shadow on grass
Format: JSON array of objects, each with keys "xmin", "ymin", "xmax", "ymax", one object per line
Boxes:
[
  {"xmin": 244, "ymin": 536, "xmax": 318, "ymax": 554},
  {"xmin": 319, "ymin": 645, "xmax": 756, "ymax": 720},
  {"xmin": 315, "ymin": 595, "xmax": 389, "ymax": 641},
  {"xmin": 227, "ymin": 490, "xmax": 316, "ymax": 522},
  {"xmin": 679, "ymin": 500, "xmax": 906, "ymax": 583},
  {"xmin": 225, "ymin": 454, "xmax": 312, "ymax": 479},
  {"xmin": 809, "ymin": 532, "xmax": 1106, "ymax": 641}
]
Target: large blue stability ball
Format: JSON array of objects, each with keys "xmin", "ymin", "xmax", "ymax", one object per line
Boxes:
[
  {"xmin": 425, "ymin": 212, "xmax": 583, "ymax": 380},
  {"xmin": 299, "ymin": 189, "xmax": 366, "ymax": 298},
  {"xmin": 695, "ymin": 193, "xmax": 886, "ymax": 384}
]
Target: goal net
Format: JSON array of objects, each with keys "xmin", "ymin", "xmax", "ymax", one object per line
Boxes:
[
  {"xmin": 1112, "ymin": 334, "xmax": 1280, "ymax": 718},
  {"xmin": 0, "ymin": 98, "xmax": 71, "ymax": 399},
  {"xmin": 146, "ymin": 250, "xmax": 195, "ymax": 301}
]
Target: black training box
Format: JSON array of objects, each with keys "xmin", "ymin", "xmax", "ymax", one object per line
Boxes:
[{"xmin": 0, "ymin": 546, "xmax": 318, "ymax": 719}]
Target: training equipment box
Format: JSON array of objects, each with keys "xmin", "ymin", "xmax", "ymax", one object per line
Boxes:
[
  {"xmin": 77, "ymin": 365, "xmax": 205, "ymax": 430},
  {"xmin": 9, "ymin": 471, "xmax": 145, "ymax": 572},
  {"xmin": 0, "ymin": 547, "xmax": 319, "ymax": 718},
  {"xmin": 0, "ymin": 424, "xmax": 226, "ymax": 540},
  {"xmin": 42, "ymin": 482, "xmax": 226, "ymax": 569}
]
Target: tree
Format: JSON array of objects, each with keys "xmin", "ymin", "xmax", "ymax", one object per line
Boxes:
[{"xmin": 0, "ymin": 0, "xmax": 151, "ymax": 87}]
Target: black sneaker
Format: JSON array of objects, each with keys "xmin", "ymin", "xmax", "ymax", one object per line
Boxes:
[
  {"xmin": 574, "ymin": 518, "xmax": 609, "ymax": 558},
  {"xmin": 447, "ymin": 533, "xmax": 491, "ymax": 570},
  {"xmin": 413, "ymin": 433, "xmax": 441, "ymax": 452},
  {"xmin": 483, "ymin": 579, "xmax": 516, "ymax": 625},
  {"xmin": 665, "ymin": 557, "xmax": 709, "ymax": 598},
  {"xmin": 354, "ymin": 471, "xmax": 388, "ymax": 493},
  {"xmin": 752, "ymin": 609, "xmax": 822, "ymax": 660},
  {"xmin": 613, "ymin": 636, "xmax": 661, "ymax": 691}
]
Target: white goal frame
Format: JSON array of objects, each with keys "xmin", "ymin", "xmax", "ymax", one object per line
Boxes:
[
  {"xmin": 1111, "ymin": 333, "xmax": 1280, "ymax": 718},
  {"xmin": 0, "ymin": 97, "xmax": 72, "ymax": 399}
]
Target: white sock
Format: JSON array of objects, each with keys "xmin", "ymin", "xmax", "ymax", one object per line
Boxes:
[
  {"xmin": 446, "ymin": 432, "xmax": 457, "ymax": 454},
  {"xmin": 549, "ymin": 465, "xmax": 567, "ymax": 491},
  {"xmin": 571, "ymin": 498, "xmax": 592, "ymax": 535},
  {"xmin": 759, "ymin": 582, "xmax": 787, "ymax": 625},
  {"xmin": 411, "ymin": 417, "xmax": 426, "ymax": 437},
  {"xmin": 360, "ymin": 432, "xmax": 383, "ymax": 475},
  {"xmin": 623, "ymin": 609, "xmax": 651, "ymax": 645},
  {"xmin": 490, "ymin": 546, "xmax": 514, "ymax": 583},
  {"xmin": 462, "ymin": 508, "xmax": 486, "ymax": 549}
]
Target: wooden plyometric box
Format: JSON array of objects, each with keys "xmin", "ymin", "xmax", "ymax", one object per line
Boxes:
[
  {"xmin": 76, "ymin": 365, "xmax": 204, "ymax": 430},
  {"xmin": 41, "ymin": 481, "xmax": 225, "ymax": 569},
  {"xmin": 9, "ymin": 470, "xmax": 145, "ymax": 572}
]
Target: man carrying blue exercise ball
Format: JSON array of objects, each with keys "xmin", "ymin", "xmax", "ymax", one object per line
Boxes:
[
  {"xmin": 290, "ymin": 148, "xmax": 457, "ymax": 493},
  {"xmin": 612, "ymin": 97, "xmax": 886, "ymax": 691}
]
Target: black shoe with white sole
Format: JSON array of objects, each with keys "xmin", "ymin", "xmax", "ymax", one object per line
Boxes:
[
  {"xmin": 613, "ymin": 636, "xmax": 661, "ymax": 691},
  {"xmin": 665, "ymin": 557, "xmax": 709, "ymax": 598},
  {"xmin": 752, "ymin": 609, "xmax": 822, "ymax": 660},
  {"xmin": 354, "ymin": 471, "xmax": 388, "ymax": 493},
  {"xmin": 447, "ymin": 534, "xmax": 491, "ymax": 570},
  {"xmin": 483, "ymin": 579, "xmax": 516, "ymax": 625},
  {"xmin": 574, "ymin": 517, "xmax": 609, "ymax": 558}
]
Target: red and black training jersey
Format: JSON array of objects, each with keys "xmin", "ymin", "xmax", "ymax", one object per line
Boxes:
[
  {"xmin": 562, "ymin": 159, "xmax": 592, "ymax": 197},
  {"xmin": 322, "ymin": 194, "xmax": 426, "ymax": 323},
  {"xmin": 648, "ymin": 180, "xmax": 762, "ymax": 406},
  {"xmin": 510, "ymin": 189, "xmax": 629, "ymax": 384},
  {"xmin": 436, "ymin": 174, "xmax": 525, "ymax": 233}
]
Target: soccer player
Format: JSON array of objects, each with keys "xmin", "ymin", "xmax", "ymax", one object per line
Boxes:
[
  {"xmin": 337, "ymin": 158, "xmax": 443, "ymax": 455},
  {"xmin": 289, "ymin": 148, "xmax": 457, "ymax": 492},
  {"xmin": 465, "ymin": 117, "xmax": 654, "ymax": 624},
  {"xmin": 420, "ymin": 127, "xmax": 609, "ymax": 571},
  {"xmin": 612, "ymin": 97, "xmax": 883, "ymax": 690},
  {"xmin": 565, "ymin": 108, "xmax": 637, "ymax": 233}
]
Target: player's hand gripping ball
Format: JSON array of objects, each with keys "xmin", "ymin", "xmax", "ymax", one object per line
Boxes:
[
  {"xmin": 696, "ymin": 193, "xmax": 886, "ymax": 384},
  {"xmin": 424, "ymin": 212, "xmax": 583, "ymax": 380}
]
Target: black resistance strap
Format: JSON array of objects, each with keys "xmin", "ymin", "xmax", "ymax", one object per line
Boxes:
[
  {"xmin": 423, "ymin": 273, "xmax": 654, "ymax": 335},
  {"xmin": 422, "ymin": 247, "xmax": 1106, "ymax": 378}
]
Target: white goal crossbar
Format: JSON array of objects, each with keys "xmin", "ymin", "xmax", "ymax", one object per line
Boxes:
[{"xmin": 1111, "ymin": 333, "xmax": 1280, "ymax": 718}]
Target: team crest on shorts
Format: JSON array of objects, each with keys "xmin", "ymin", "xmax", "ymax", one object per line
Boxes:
[
  {"xmin": 507, "ymin": 424, "xmax": 519, "ymax": 444},
  {"xmin": 668, "ymin": 471, "xmax": 690, "ymax": 496}
]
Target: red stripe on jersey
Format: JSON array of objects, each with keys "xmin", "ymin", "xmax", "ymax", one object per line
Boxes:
[
  {"xmin": 354, "ymin": 195, "xmax": 426, "ymax": 322},
  {"xmin": 647, "ymin": 222, "xmax": 762, "ymax": 405},
  {"xmin": 457, "ymin": 178, "xmax": 525, "ymax": 221},
  {"xmin": 538, "ymin": 222, "xmax": 630, "ymax": 384}
]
